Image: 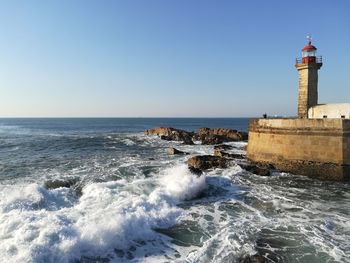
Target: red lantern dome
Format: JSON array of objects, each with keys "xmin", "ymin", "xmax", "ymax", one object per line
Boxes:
[
  {"xmin": 295, "ymin": 38, "xmax": 322, "ymax": 66},
  {"xmin": 301, "ymin": 41, "xmax": 317, "ymax": 63},
  {"xmin": 302, "ymin": 41, "xmax": 317, "ymax": 52}
]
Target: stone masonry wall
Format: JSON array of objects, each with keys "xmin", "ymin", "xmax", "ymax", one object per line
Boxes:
[
  {"xmin": 247, "ymin": 118, "xmax": 350, "ymax": 181},
  {"xmin": 296, "ymin": 63, "xmax": 320, "ymax": 118},
  {"xmin": 297, "ymin": 67, "xmax": 310, "ymax": 118}
]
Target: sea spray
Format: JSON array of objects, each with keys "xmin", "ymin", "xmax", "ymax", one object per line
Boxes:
[
  {"xmin": 0, "ymin": 165, "xmax": 207, "ymax": 262},
  {"xmin": 158, "ymin": 164, "xmax": 206, "ymax": 202}
]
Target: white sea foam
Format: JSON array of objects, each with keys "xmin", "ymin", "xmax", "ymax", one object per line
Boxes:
[
  {"xmin": 158, "ymin": 164, "xmax": 206, "ymax": 202},
  {"xmin": 0, "ymin": 164, "xmax": 207, "ymax": 262},
  {"xmin": 121, "ymin": 138, "xmax": 136, "ymax": 146}
]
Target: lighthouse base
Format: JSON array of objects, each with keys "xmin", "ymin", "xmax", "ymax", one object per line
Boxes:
[{"xmin": 247, "ymin": 118, "xmax": 350, "ymax": 181}]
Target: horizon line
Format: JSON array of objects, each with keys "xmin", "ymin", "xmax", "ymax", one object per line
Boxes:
[{"xmin": 0, "ymin": 116, "xmax": 261, "ymax": 119}]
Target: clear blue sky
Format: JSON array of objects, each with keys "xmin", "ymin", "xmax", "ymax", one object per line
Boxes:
[{"xmin": 0, "ymin": 0, "xmax": 349, "ymax": 117}]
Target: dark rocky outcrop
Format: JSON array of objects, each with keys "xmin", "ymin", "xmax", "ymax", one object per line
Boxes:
[
  {"xmin": 188, "ymin": 166, "xmax": 203, "ymax": 176},
  {"xmin": 145, "ymin": 127, "xmax": 194, "ymax": 145},
  {"xmin": 196, "ymin": 127, "xmax": 248, "ymax": 142},
  {"xmin": 144, "ymin": 127, "xmax": 178, "ymax": 136},
  {"xmin": 241, "ymin": 164, "xmax": 272, "ymax": 176},
  {"xmin": 238, "ymin": 254, "xmax": 266, "ymax": 263},
  {"xmin": 167, "ymin": 147, "xmax": 189, "ymax": 155},
  {"xmin": 187, "ymin": 155, "xmax": 228, "ymax": 171},
  {"xmin": 160, "ymin": 135, "xmax": 172, "ymax": 141},
  {"xmin": 44, "ymin": 178, "xmax": 78, "ymax": 189},
  {"xmin": 144, "ymin": 127, "xmax": 247, "ymax": 145},
  {"xmin": 214, "ymin": 149, "xmax": 245, "ymax": 159},
  {"xmin": 181, "ymin": 136, "xmax": 195, "ymax": 145},
  {"xmin": 214, "ymin": 144, "xmax": 234, "ymax": 151},
  {"xmin": 196, "ymin": 134, "xmax": 229, "ymax": 145}
]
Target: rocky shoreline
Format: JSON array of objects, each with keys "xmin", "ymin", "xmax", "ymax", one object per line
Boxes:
[
  {"xmin": 144, "ymin": 126, "xmax": 271, "ymax": 263},
  {"xmin": 144, "ymin": 127, "xmax": 248, "ymax": 145},
  {"xmin": 144, "ymin": 126, "xmax": 273, "ymax": 177}
]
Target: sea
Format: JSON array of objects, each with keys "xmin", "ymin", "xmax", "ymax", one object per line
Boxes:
[{"xmin": 0, "ymin": 118, "xmax": 349, "ymax": 263}]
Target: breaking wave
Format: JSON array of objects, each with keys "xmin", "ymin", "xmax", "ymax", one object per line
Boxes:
[{"xmin": 0, "ymin": 165, "xmax": 206, "ymax": 263}]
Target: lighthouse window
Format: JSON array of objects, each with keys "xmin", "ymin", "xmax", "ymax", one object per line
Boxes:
[
  {"xmin": 323, "ymin": 115, "xmax": 327, "ymax": 118},
  {"xmin": 303, "ymin": 50, "xmax": 316, "ymax": 57},
  {"xmin": 341, "ymin": 115, "xmax": 345, "ymax": 119}
]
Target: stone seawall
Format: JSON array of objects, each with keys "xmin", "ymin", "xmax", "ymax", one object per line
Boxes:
[{"xmin": 247, "ymin": 118, "xmax": 350, "ymax": 181}]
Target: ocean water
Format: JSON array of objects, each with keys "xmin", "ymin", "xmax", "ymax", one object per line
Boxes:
[{"xmin": 0, "ymin": 118, "xmax": 349, "ymax": 263}]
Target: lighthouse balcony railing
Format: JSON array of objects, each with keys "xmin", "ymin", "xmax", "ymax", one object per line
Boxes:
[{"xmin": 295, "ymin": 56, "xmax": 322, "ymax": 64}]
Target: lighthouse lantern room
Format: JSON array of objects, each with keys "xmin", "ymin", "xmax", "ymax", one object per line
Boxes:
[{"xmin": 302, "ymin": 41, "xmax": 317, "ymax": 63}]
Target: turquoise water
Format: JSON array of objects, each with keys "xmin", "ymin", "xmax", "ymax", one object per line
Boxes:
[{"xmin": 0, "ymin": 118, "xmax": 349, "ymax": 263}]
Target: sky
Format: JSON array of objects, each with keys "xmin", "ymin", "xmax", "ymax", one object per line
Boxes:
[{"xmin": 0, "ymin": 0, "xmax": 349, "ymax": 117}]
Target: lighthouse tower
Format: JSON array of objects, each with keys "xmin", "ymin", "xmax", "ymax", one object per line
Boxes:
[
  {"xmin": 295, "ymin": 38, "xmax": 322, "ymax": 118},
  {"xmin": 247, "ymin": 37, "xmax": 350, "ymax": 181}
]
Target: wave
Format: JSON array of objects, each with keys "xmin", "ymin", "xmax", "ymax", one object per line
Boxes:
[
  {"xmin": 0, "ymin": 164, "xmax": 206, "ymax": 263},
  {"xmin": 1, "ymin": 126, "xmax": 349, "ymax": 263}
]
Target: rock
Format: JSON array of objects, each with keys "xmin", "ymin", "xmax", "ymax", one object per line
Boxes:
[
  {"xmin": 187, "ymin": 155, "xmax": 228, "ymax": 170},
  {"xmin": 214, "ymin": 149, "xmax": 245, "ymax": 159},
  {"xmin": 160, "ymin": 135, "xmax": 172, "ymax": 141},
  {"xmin": 182, "ymin": 136, "xmax": 195, "ymax": 145},
  {"xmin": 145, "ymin": 126, "xmax": 248, "ymax": 145},
  {"xmin": 199, "ymin": 134, "xmax": 228, "ymax": 145},
  {"xmin": 214, "ymin": 144, "xmax": 234, "ymax": 151},
  {"xmin": 144, "ymin": 127, "xmax": 175, "ymax": 136},
  {"xmin": 196, "ymin": 127, "xmax": 248, "ymax": 142},
  {"xmin": 167, "ymin": 147, "xmax": 188, "ymax": 155},
  {"xmin": 213, "ymin": 149, "xmax": 225, "ymax": 157},
  {"xmin": 238, "ymin": 254, "xmax": 266, "ymax": 263},
  {"xmin": 188, "ymin": 166, "xmax": 203, "ymax": 176},
  {"xmin": 44, "ymin": 178, "xmax": 78, "ymax": 189},
  {"xmin": 242, "ymin": 164, "xmax": 271, "ymax": 176},
  {"xmin": 145, "ymin": 127, "xmax": 194, "ymax": 145}
]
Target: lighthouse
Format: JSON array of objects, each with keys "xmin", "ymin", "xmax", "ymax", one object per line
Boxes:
[
  {"xmin": 247, "ymin": 37, "xmax": 350, "ymax": 181},
  {"xmin": 295, "ymin": 38, "xmax": 322, "ymax": 118}
]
